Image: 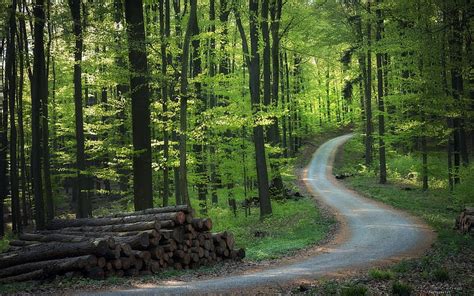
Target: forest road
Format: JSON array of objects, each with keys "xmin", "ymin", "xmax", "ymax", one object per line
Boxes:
[{"xmin": 95, "ymin": 134, "xmax": 434, "ymax": 295}]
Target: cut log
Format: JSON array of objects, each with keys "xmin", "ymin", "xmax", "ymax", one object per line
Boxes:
[
  {"xmin": 53, "ymin": 220, "xmax": 161, "ymax": 233},
  {"xmin": 0, "ymin": 239, "xmax": 109, "ymax": 269},
  {"xmin": 0, "ymin": 255, "xmax": 97, "ymax": 278},
  {"xmin": 105, "ymin": 205, "xmax": 191, "ymax": 218},
  {"xmin": 47, "ymin": 212, "xmax": 185, "ymax": 230},
  {"xmin": 115, "ymin": 232, "xmax": 150, "ymax": 249},
  {"xmin": 0, "ymin": 269, "xmax": 45, "ymax": 284}
]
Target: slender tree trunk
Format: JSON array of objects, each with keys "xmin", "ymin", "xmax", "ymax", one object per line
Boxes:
[
  {"xmin": 280, "ymin": 52, "xmax": 288, "ymax": 157},
  {"xmin": 235, "ymin": 0, "xmax": 272, "ymax": 218},
  {"xmin": 7, "ymin": 0, "xmax": 21, "ymax": 233},
  {"xmin": 365, "ymin": 2, "xmax": 373, "ymax": 167},
  {"xmin": 43, "ymin": 0, "xmax": 54, "ymax": 221},
  {"xmin": 17, "ymin": 16, "xmax": 29, "ymax": 226},
  {"xmin": 189, "ymin": 3, "xmax": 207, "ymax": 213},
  {"xmin": 0, "ymin": 39, "xmax": 6, "ymax": 237},
  {"xmin": 32, "ymin": 0, "xmax": 47, "ymax": 229},
  {"xmin": 376, "ymin": 0, "xmax": 386, "ymax": 184},
  {"xmin": 209, "ymin": 0, "xmax": 219, "ymax": 205},
  {"xmin": 124, "ymin": 0, "xmax": 154, "ymax": 211},
  {"xmin": 69, "ymin": 0, "xmax": 90, "ymax": 218},
  {"xmin": 159, "ymin": 0, "xmax": 170, "ymax": 207},
  {"xmin": 262, "ymin": 0, "xmax": 283, "ymax": 193},
  {"xmin": 178, "ymin": 0, "xmax": 198, "ymax": 208},
  {"xmin": 172, "ymin": 0, "xmax": 182, "ymax": 205}
]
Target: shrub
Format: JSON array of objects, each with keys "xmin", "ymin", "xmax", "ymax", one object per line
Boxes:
[
  {"xmin": 341, "ymin": 284, "xmax": 368, "ymax": 296},
  {"xmin": 392, "ymin": 281, "xmax": 412, "ymax": 296},
  {"xmin": 369, "ymin": 268, "xmax": 394, "ymax": 280},
  {"xmin": 432, "ymin": 268, "xmax": 450, "ymax": 282}
]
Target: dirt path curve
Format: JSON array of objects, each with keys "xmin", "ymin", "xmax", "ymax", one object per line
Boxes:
[{"xmin": 97, "ymin": 134, "xmax": 434, "ymax": 295}]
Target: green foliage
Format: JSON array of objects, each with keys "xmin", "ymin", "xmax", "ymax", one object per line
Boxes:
[
  {"xmin": 340, "ymin": 283, "xmax": 368, "ymax": 296},
  {"xmin": 391, "ymin": 281, "xmax": 413, "ymax": 296},
  {"xmin": 432, "ymin": 267, "xmax": 450, "ymax": 282},
  {"xmin": 368, "ymin": 268, "xmax": 394, "ymax": 280},
  {"xmin": 209, "ymin": 198, "xmax": 333, "ymax": 261}
]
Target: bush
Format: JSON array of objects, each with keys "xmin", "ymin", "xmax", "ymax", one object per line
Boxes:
[
  {"xmin": 432, "ymin": 267, "xmax": 450, "ymax": 282},
  {"xmin": 369, "ymin": 268, "xmax": 394, "ymax": 280},
  {"xmin": 392, "ymin": 281, "xmax": 413, "ymax": 296},
  {"xmin": 341, "ymin": 284, "xmax": 368, "ymax": 296}
]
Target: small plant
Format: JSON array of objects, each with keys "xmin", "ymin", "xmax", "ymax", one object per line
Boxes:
[
  {"xmin": 341, "ymin": 284, "xmax": 368, "ymax": 296},
  {"xmin": 320, "ymin": 280, "xmax": 338, "ymax": 295},
  {"xmin": 369, "ymin": 268, "xmax": 394, "ymax": 280},
  {"xmin": 432, "ymin": 267, "xmax": 450, "ymax": 282},
  {"xmin": 392, "ymin": 281, "xmax": 412, "ymax": 296}
]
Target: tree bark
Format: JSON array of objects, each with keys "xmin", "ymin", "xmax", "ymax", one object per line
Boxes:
[
  {"xmin": 159, "ymin": 0, "xmax": 170, "ymax": 207},
  {"xmin": 375, "ymin": 0, "xmax": 387, "ymax": 184},
  {"xmin": 43, "ymin": 0, "xmax": 54, "ymax": 221},
  {"xmin": 6, "ymin": 0, "xmax": 21, "ymax": 232},
  {"xmin": 235, "ymin": 0, "xmax": 272, "ymax": 218},
  {"xmin": 124, "ymin": 0, "xmax": 154, "ymax": 211},
  {"xmin": 365, "ymin": 2, "xmax": 373, "ymax": 167},
  {"xmin": 0, "ymin": 239, "xmax": 108, "ymax": 269},
  {"xmin": 32, "ymin": 0, "xmax": 47, "ymax": 228},
  {"xmin": 178, "ymin": 0, "xmax": 198, "ymax": 208},
  {"xmin": 69, "ymin": 0, "xmax": 90, "ymax": 218}
]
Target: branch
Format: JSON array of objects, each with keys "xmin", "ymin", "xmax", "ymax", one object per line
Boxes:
[{"xmin": 233, "ymin": 6, "xmax": 251, "ymax": 67}]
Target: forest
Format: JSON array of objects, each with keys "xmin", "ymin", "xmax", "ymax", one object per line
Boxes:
[{"xmin": 0, "ymin": 0, "xmax": 473, "ymax": 294}]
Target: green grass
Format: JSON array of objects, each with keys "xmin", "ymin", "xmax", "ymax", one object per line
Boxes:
[
  {"xmin": 368, "ymin": 268, "xmax": 394, "ymax": 280},
  {"xmin": 208, "ymin": 198, "xmax": 333, "ymax": 260}
]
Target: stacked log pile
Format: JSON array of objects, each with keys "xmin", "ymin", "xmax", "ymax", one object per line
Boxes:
[
  {"xmin": 454, "ymin": 207, "xmax": 473, "ymax": 235},
  {"xmin": 0, "ymin": 206, "xmax": 244, "ymax": 283}
]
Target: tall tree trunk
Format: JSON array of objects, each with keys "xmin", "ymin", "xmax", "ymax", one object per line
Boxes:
[
  {"xmin": 235, "ymin": 0, "xmax": 272, "ymax": 218},
  {"xmin": 365, "ymin": 2, "xmax": 373, "ymax": 167},
  {"xmin": 43, "ymin": 0, "xmax": 54, "ymax": 221},
  {"xmin": 375, "ymin": 0, "xmax": 386, "ymax": 184},
  {"xmin": 7, "ymin": 0, "xmax": 21, "ymax": 233},
  {"xmin": 262, "ymin": 0, "xmax": 283, "ymax": 193},
  {"xmin": 0, "ymin": 38, "xmax": 6, "ymax": 237},
  {"xmin": 178, "ymin": 0, "xmax": 198, "ymax": 208},
  {"xmin": 172, "ymin": 0, "xmax": 182, "ymax": 205},
  {"xmin": 17, "ymin": 14, "xmax": 29, "ymax": 226},
  {"xmin": 32, "ymin": 0, "xmax": 47, "ymax": 229},
  {"xmin": 159, "ymin": 0, "xmax": 170, "ymax": 207},
  {"xmin": 124, "ymin": 0, "xmax": 154, "ymax": 211},
  {"xmin": 449, "ymin": 2, "xmax": 469, "ymax": 167},
  {"xmin": 209, "ymin": 0, "xmax": 219, "ymax": 205},
  {"xmin": 69, "ymin": 0, "xmax": 90, "ymax": 218},
  {"xmin": 189, "ymin": 3, "xmax": 207, "ymax": 214}
]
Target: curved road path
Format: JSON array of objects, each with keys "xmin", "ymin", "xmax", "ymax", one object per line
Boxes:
[{"xmin": 98, "ymin": 134, "xmax": 433, "ymax": 295}]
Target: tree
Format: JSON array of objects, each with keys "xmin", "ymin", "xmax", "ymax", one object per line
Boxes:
[
  {"xmin": 69, "ymin": 0, "xmax": 90, "ymax": 218},
  {"xmin": 375, "ymin": 0, "xmax": 387, "ymax": 184},
  {"xmin": 178, "ymin": 0, "xmax": 199, "ymax": 208},
  {"xmin": 235, "ymin": 0, "xmax": 272, "ymax": 219},
  {"xmin": 124, "ymin": 0, "xmax": 154, "ymax": 211},
  {"xmin": 32, "ymin": 0, "xmax": 47, "ymax": 228}
]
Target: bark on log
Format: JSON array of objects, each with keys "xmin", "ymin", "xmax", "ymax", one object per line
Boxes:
[
  {"xmin": 54, "ymin": 220, "xmax": 161, "ymax": 233},
  {"xmin": 0, "ymin": 239, "xmax": 108, "ymax": 269},
  {"xmin": 0, "ymin": 269, "xmax": 45, "ymax": 284},
  {"xmin": 47, "ymin": 212, "xmax": 185, "ymax": 229},
  {"xmin": 105, "ymin": 205, "xmax": 191, "ymax": 218},
  {"xmin": 0, "ymin": 255, "xmax": 97, "ymax": 278}
]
